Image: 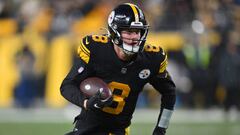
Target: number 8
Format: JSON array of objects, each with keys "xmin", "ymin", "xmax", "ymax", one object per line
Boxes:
[
  {"xmin": 92, "ymin": 35, "xmax": 108, "ymax": 43},
  {"xmin": 145, "ymin": 44, "xmax": 160, "ymax": 52},
  {"xmin": 102, "ymin": 82, "xmax": 130, "ymax": 115}
]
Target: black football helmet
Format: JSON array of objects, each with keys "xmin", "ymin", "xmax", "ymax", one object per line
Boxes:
[{"xmin": 108, "ymin": 3, "xmax": 149, "ymax": 55}]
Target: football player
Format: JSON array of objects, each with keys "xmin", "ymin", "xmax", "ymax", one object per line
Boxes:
[{"xmin": 61, "ymin": 3, "xmax": 176, "ymax": 135}]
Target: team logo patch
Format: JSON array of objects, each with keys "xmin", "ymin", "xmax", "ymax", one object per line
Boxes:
[
  {"xmin": 108, "ymin": 11, "xmax": 115, "ymax": 25},
  {"xmin": 139, "ymin": 69, "xmax": 151, "ymax": 79}
]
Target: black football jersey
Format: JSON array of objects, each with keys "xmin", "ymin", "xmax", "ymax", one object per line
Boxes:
[{"xmin": 61, "ymin": 34, "xmax": 175, "ymax": 128}]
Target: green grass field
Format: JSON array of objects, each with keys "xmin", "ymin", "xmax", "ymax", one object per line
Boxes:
[
  {"xmin": 0, "ymin": 122, "xmax": 239, "ymax": 135},
  {"xmin": 1, "ymin": 108, "xmax": 240, "ymax": 135}
]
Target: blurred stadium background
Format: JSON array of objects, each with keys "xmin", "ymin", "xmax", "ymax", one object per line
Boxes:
[{"xmin": 0, "ymin": 0, "xmax": 240, "ymax": 135}]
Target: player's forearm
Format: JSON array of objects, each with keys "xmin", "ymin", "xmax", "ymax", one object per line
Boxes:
[
  {"xmin": 159, "ymin": 87, "xmax": 176, "ymax": 127},
  {"xmin": 153, "ymin": 87, "xmax": 176, "ymax": 135},
  {"xmin": 161, "ymin": 89, "xmax": 176, "ymax": 110},
  {"xmin": 153, "ymin": 107, "xmax": 174, "ymax": 135},
  {"xmin": 60, "ymin": 80, "xmax": 86, "ymax": 107}
]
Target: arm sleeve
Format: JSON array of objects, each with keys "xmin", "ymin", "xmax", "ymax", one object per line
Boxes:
[
  {"xmin": 60, "ymin": 36, "xmax": 95, "ymax": 107},
  {"xmin": 150, "ymin": 71, "xmax": 176, "ymax": 129},
  {"xmin": 150, "ymin": 71, "xmax": 176, "ymax": 110},
  {"xmin": 60, "ymin": 58, "xmax": 94, "ymax": 107}
]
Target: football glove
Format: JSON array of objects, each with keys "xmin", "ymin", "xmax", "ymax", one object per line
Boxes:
[
  {"xmin": 152, "ymin": 127, "xmax": 166, "ymax": 135},
  {"xmin": 86, "ymin": 91, "xmax": 112, "ymax": 110}
]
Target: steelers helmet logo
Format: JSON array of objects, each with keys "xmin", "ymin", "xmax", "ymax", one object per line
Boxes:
[
  {"xmin": 139, "ymin": 69, "xmax": 151, "ymax": 79},
  {"xmin": 108, "ymin": 11, "xmax": 115, "ymax": 25}
]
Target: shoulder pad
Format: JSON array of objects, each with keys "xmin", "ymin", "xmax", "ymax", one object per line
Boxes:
[
  {"xmin": 144, "ymin": 43, "xmax": 168, "ymax": 73},
  {"xmin": 84, "ymin": 35, "xmax": 110, "ymax": 45},
  {"xmin": 144, "ymin": 44, "xmax": 160, "ymax": 53},
  {"xmin": 77, "ymin": 36, "xmax": 91, "ymax": 64},
  {"xmin": 143, "ymin": 43, "xmax": 166, "ymax": 56},
  {"xmin": 77, "ymin": 35, "xmax": 110, "ymax": 64}
]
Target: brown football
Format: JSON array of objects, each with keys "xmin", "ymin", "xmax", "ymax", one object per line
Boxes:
[{"xmin": 80, "ymin": 77, "xmax": 112, "ymax": 100}]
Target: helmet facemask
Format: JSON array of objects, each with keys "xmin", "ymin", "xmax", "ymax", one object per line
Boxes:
[{"xmin": 108, "ymin": 3, "xmax": 149, "ymax": 55}]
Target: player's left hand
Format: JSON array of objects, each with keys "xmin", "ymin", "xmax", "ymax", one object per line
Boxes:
[
  {"xmin": 85, "ymin": 91, "xmax": 112, "ymax": 110},
  {"xmin": 152, "ymin": 127, "xmax": 166, "ymax": 135}
]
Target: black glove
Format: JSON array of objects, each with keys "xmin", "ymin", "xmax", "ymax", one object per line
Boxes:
[
  {"xmin": 152, "ymin": 127, "xmax": 166, "ymax": 135},
  {"xmin": 86, "ymin": 91, "xmax": 113, "ymax": 110}
]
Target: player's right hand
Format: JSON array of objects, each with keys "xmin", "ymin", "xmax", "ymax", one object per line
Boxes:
[
  {"xmin": 85, "ymin": 91, "xmax": 113, "ymax": 110},
  {"xmin": 152, "ymin": 127, "xmax": 166, "ymax": 135}
]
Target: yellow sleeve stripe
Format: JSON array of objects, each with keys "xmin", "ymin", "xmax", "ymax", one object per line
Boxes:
[
  {"xmin": 159, "ymin": 55, "xmax": 168, "ymax": 73},
  {"xmin": 78, "ymin": 43, "xmax": 90, "ymax": 56},
  {"xmin": 80, "ymin": 40, "xmax": 90, "ymax": 54},
  {"xmin": 77, "ymin": 40, "xmax": 90, "ymax": 63},
  {"xmin": 127, "ymin": 3, "xmax": 139, "ymax": 22},
  {"xmin": 125, "ymin": 126, "xmax": 130, "ymax": 135}
]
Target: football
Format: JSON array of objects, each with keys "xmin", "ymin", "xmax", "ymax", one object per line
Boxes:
[{"xmin": 80, "ymin": 77, "xmax": 112, "ymax": 100}]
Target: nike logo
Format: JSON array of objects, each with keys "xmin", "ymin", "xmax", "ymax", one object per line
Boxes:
[
  {"xmin": 85, "ymin": 37, "xmax": 89, "ymax": 45},
  {"xmin": 94, "ymin": 103, "xmax": 101, "ymax": 109}
]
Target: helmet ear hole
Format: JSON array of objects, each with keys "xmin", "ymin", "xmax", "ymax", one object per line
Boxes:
[
  {"xmin": 108, "ymin": 3, "xmax": 149, "ymax": 54},
  {"xmin": 113, "ymin": 24, "xmax": 118, "ymax": 29}
]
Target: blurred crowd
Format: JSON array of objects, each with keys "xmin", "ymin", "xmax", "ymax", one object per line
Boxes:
[{"xmin": 0, "ymin": 0, "xmax": 240, "ymax": 112}]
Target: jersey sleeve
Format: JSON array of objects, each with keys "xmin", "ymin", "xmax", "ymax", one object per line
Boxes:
[
  {"xmin": 158, "ymin": 48, "xmax": 168, "ymax": 74},
  {"xmin": 148, "ymin": 46, "xmax": 176, "ymax": 130},
  {"xmin": 147, "ymin": 46, "xmax": 176, "ymax": 109},
  {"xmin": 60, "ymin": 36, "xmax": 95, "ymax": 108},
  {"xmin": 143, "ymin": 44, "xmax": 168, "ymax": 74},
  {"xmin": 77, "ymin": 36, "xmax": 92, "ymax": 64}
]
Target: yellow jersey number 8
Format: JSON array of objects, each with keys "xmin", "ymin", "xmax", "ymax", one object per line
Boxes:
[
  {"xmin": 92, "ymin": 35, "xmax": 108, "ymax": 43},
  {"xmin": 144, "ymin": 44, "xmax": 160, "ymax": 52},
  {"xmin": 102, "ymin": 82, "xmax": 130, "ymax": 115}
]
